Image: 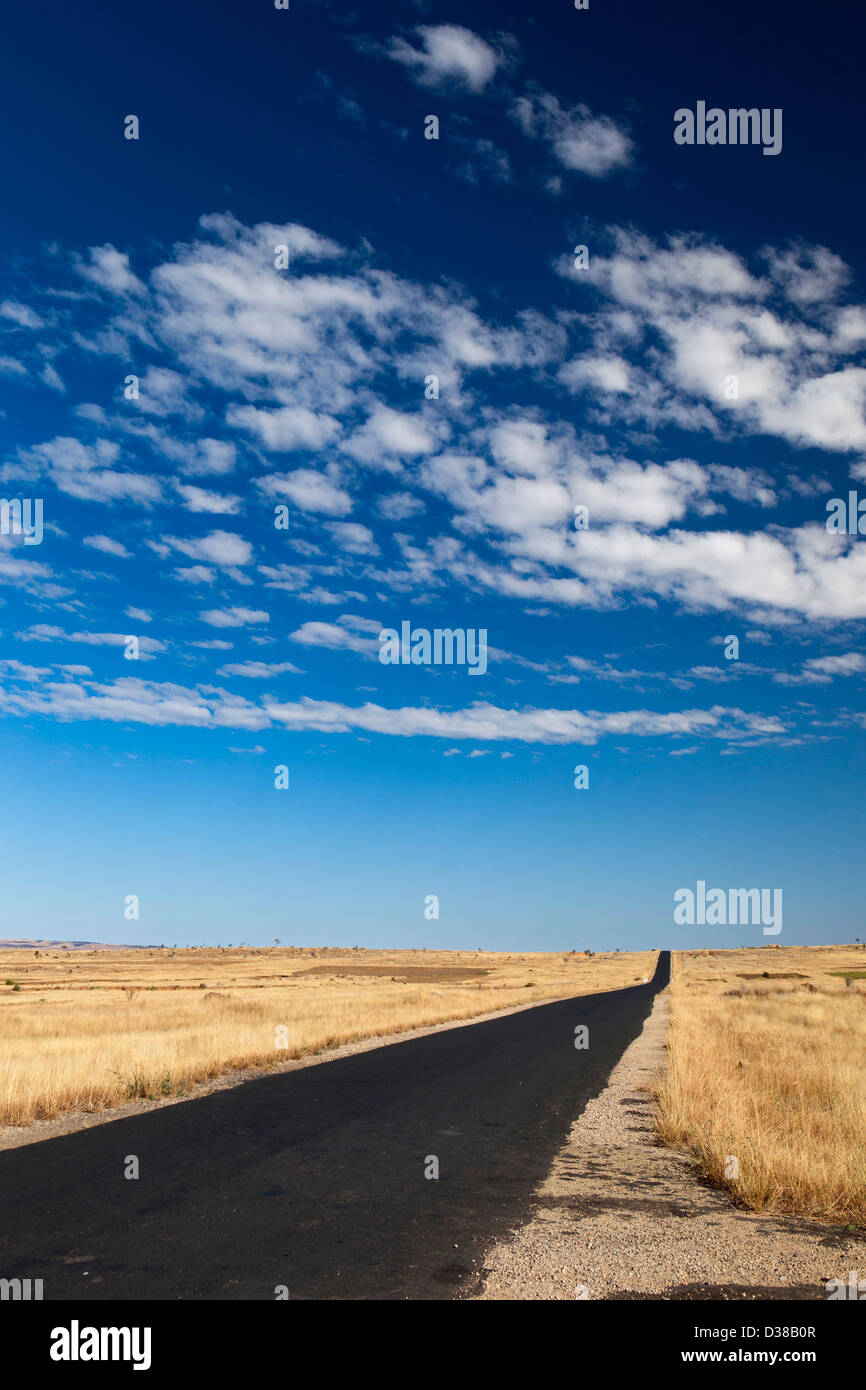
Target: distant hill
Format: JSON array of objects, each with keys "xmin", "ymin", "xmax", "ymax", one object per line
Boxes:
[{"xmin": 0, "ymin": 939, "xmax": 146, "ymax": 951}]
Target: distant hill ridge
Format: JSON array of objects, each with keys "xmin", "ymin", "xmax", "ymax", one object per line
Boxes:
[{"xmin": 0, "ymin": 939, "xmax": 145, "ymax": 950}]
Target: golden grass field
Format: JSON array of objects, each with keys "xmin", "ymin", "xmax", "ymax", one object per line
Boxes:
[
  {"xmin": 655, "ymin": 943, "xmax": 866, "ymax": 1228},
  {"xmin": 7, "ymin": 939, "xmax": 863, "ymax": 1230},
  {"xmin": 0, "ymin": 944, "xmax": 656, "ymax": 1128}
]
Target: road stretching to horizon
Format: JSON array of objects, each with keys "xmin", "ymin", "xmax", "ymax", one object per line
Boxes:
[{"xmin": 0, "ymin": 951, "xmax": 670, "ymax": 1300}]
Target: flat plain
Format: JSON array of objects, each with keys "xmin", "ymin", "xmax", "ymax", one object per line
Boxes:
[{"xmin": 0, "ymin": 943, "xmax": 656, "ymax": 1128}]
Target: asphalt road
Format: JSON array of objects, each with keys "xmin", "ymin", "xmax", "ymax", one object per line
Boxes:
[{"xmin": 0, "ymin": 951, "xmax": 669, "ymax": 1300}]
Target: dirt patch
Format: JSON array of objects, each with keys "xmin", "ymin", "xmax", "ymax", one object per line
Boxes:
[
  {"xmin": 292, "ymin": 965, "xmax": 491, "ymax": 982},
  {"xmin": 735, "ymin": 972, "xmax": 807, "ymax": 980}
]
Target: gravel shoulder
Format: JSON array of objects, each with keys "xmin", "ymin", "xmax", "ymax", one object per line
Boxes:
[{"xmin": 475, "ymin": 990, "xmax": 866, "ymax": 1300}]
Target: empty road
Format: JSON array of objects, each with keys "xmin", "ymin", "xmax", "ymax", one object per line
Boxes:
[{"xmin": 0, "ymin": 952, "xmax": 670, "ymax": 1300}]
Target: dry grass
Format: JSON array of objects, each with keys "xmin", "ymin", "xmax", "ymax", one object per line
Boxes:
[
  {"xmin": 0, "ymin": 944, "xmax": 656, "ymax": 1127},
  {"xmin": 656, "ymin": 944, "xmax": 866, "ymax": 1227}
]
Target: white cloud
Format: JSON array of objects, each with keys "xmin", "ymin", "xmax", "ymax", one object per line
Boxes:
[
  {"xmin": 774, "ymin": 651, "xmax": 866, "ymax": 684},
  {"xmin": 559, "ymin": 355, "xmax": 630, "ymax": 394},
  {"xmin": 377, "ymin": 491, "xmax": 426, "ymax": 521},
  {"xmin": 228, "ymin": 404, "xmax": 340, "ymax": 451},
  {"xmin": 394, "ymin": 507, "xmax": 866, "ymax": 622},
  {"xmin": 257, "ymin": 469, "xmax": 353, "ymax": 516},
  {"xmin": 511, "ymin": 90, "xmax": 633, "ymax": 177},
  {"xmin": 290, "ymin": 618, "xmax": 379, "ymax": 655},
  {"xmin": 166, "ymin": 530, "xmax": 253, "ymax": 568},
  {"xmin": 0, "ymin": 356, "xmax": 27, "ymax": 379},
  {"xmin": 175, "ymin": 483, "xmax": 242, "ymax": 514},
  {"xmin": 41, "ymin": 363, "xmax": 65, "ymax": 393},
  {"xmin": 76, "ymin": 245, "xmax": 145, "ymax": 296},
  {"xmin": 84, "ymin": 534, "xmax": 132, "ymax": 558},
  {"xmin": 1, "ymin": 300, "xmax": 43, "ymax": 329},
  {"xmin": 342, "ymin": 406, "xmax": 437, "ymax": 470},
  {"xmin": 325, "ymin": 522, "xmax": 379, "ymax": 555},
  {"xmin": 0, "ymin": 547, "xmax": 57, "ymax": 598},
  {"xmin": 7, "ymin": 213, "xmax": 866, "ymax": 637},
  {"xmin": 763, "ymin": 243, "xmax": 850, "ymax": 305},
  {"xmin": 174, "ymin": 565, "xmax": 217, "ymax": 585},
  {"xmin": 217, "ymin": 660, "xmax": 302, "ymax": 678},
  {"xmin": 384, "ymin": 25, "xmax": 505, "ymax": 92},
  {"xmin": 0, "ymin": 672, "xmax": 790, "ymax": 747},
  {"xmin": 0, "ymin": 658, "xmax": 51, "ymax": 679},
  {"xmin": 558, "ymin": 228, "xmax": 866, "ymax": 452},
  {"xmin": 176, "ymin": 439, "xmax": 237, "ymax": 476},
  {"xmin": 16, "ymin": 624, "xmax": 165, "ymax": 653},
  {"xmin": 199, "ymin": 607, "xmax": 269, "ymax": 628},
  {"xmin": 125, "ymin": 367, "xmax": 202, "ymax": 421},
  {"xmin": 22, "ymin": 437, "xmax": 162, "ymax": 505},
  {"xmin": 806, "ymin": 652, "xmax": 866, "ymax": 676}
]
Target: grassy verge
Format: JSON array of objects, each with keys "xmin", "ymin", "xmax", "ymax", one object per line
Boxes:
[{"xmin": 656, "ymin": 945, "xmax": 866, "ymax": 1228}]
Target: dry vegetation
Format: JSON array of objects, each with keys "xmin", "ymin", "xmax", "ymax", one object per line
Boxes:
[
  {"xmin": 656, "ymin": 943, "xmax": 866, "ymax": 1228},
  {"xmin": 0, "ymin": 944, "xmax": 656, "ymax": 1128}
]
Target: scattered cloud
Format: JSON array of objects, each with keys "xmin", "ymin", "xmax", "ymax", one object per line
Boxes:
[
  {"xmin": 199, "ymin": 607, "xmax": 269, "ymax": 628},
  {"xmin": 83, "ymin": 534, "xmax": 132, "ymax": 559},
  {"xmin": 383, "ymin": 25, "xmax": 507, "ymax": 93},
  {"xmin": 511, "ymin": 89, "xmax": 633, "ymax": 178}
]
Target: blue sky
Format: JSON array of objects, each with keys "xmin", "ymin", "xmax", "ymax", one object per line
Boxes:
[{"xmin": 1, "ymin": 0, "xmax": 864, "ymax": 951}]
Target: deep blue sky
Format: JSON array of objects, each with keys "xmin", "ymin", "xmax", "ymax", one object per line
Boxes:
[{"xmin": 1, "ymin": 0, "xmax": 863, "ymax": 949}]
